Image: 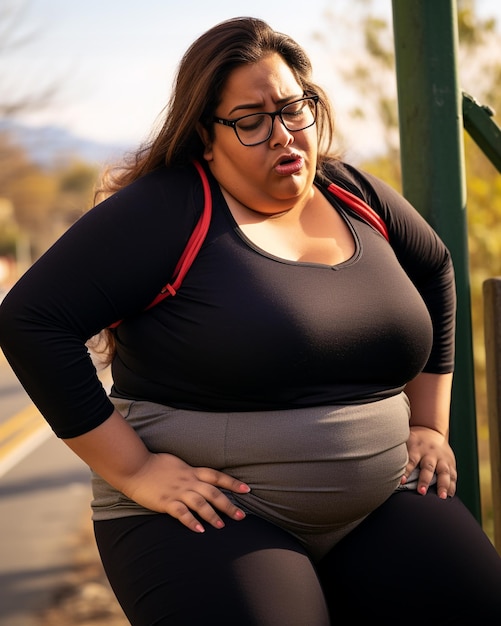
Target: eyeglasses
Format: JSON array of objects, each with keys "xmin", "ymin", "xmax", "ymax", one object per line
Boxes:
[{"xmin": 212, "ymin": 95, "xmax": 319, "ymax": 146}]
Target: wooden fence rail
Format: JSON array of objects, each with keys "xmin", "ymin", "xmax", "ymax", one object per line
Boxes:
[{"xmin": 483, "ymin": 277, "xmax": 501, "ymax": 551}]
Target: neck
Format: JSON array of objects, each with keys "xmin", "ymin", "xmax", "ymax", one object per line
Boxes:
[{"xmin": 220, "ymin": 186, "xmax": 313, "ymax": 224}]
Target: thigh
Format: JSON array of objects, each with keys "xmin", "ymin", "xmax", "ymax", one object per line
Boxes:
[
  {"xmin": 94, "ymin": 513, "xmax": 330, "ymax": 626},
  {"xmin": 318, "ymin": 488, "xmax": 501, "ymax": 624}
]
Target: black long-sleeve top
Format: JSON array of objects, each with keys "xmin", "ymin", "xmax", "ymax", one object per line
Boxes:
[{"xmin": 0, "ymin": 160, "xmax": 456, "ymax": 438}]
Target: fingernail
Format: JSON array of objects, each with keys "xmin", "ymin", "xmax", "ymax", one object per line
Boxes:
[
  {"xmin": 215, "ymin": 519, "xmax": 225, "ymax": 529},
  {"xmin": 239, "ymin": 483, "xmax": 251, "ymax": 493},
  {"xmin": 418, "ymin": 485, "xmax": 427, "ymax": 495},
  {"xmin": 234, "ymin": 509, "xmax": 246, "ymax": 520},
  {"xmin": 195, "ymin": 523, "xmax": 205, "ymax": 533}
]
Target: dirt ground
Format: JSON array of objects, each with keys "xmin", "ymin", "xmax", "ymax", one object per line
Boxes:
[{"xmin": 38, "ymin": 514, "xmax": 129, "ymax": 626}]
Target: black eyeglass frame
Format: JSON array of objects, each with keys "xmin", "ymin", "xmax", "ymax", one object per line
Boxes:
[{"xmin": 212, "ymin": 95, "xmax": 319, "ymax": 146}]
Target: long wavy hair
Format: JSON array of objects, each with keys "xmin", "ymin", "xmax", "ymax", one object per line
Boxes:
[
  {"xmin": 97, "ymin": 16, "xmax": 336, "ymax": 197},
  {"xmin": 90, "ymin": 16, "xmax": 338, "ymax": 364}
]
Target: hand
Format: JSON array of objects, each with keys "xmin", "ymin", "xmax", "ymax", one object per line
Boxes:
[
  {"xmin": 401, "ymin": 426, "xmax": 457, "ymax": 499},
  {"xmin": 120, "ymin": 452, "xmax": 251, "ymax": 533}
]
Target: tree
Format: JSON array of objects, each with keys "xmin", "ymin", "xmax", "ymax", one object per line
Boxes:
[
  {"xmin": 0, "ymin": 0, "xmax": 60, "ymax": 117},
  {"xmin": 0, "ymin": 1, "xmax": 93, "ymax": 267},
  {"xmin": 311, "ymin": 0, "xmax": 399, "ymax": 168}
]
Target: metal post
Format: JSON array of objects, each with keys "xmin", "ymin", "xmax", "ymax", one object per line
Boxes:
[
  {"xmin": 392, "ymin": 0, "xmax": 481, "ymax": 519},
  {"xmin": 483, "ymin": 278, "xmax": 501, "ymax": 550}
]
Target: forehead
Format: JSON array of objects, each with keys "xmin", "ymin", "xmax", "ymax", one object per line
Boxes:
[{"xmin": 221, "ymin": 54, "xmax": 302, "ymax": 103}]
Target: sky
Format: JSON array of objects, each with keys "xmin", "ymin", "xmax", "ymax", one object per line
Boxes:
[{"xmin": 4, "ymin": 0, "xmax": 501, "ymax": 161}]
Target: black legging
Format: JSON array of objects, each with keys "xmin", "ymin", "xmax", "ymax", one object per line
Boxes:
[{"xmin": 94, "ymin": 489, "xmax": 501, "ymax": 625}]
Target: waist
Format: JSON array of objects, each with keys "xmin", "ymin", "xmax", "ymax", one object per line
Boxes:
[
  {"xmin": 114, "ymin": 394, "xmax": 408, "ymax": 462},
  {"xmin": 92, "ymin": 396, "xmax": 410, "ymax": 558}
]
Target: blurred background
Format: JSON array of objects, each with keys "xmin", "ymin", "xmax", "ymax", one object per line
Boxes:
[{"xmin": 1, "ymin": 0, "xmax": 501, "ymax": 624}]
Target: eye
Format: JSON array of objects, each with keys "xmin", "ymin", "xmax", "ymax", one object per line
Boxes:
[
  {"xmin": 237, "ymin": 114, "xmax": 267, "ymax": 132},
  {"xmin": 282, "ymin": 102, "xmax": 307, "ymax": 119}
]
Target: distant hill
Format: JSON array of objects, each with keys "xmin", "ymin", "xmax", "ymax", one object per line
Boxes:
[{"xmin": 0, "ymin": 119, "xmax": 131, "ymax": 167}]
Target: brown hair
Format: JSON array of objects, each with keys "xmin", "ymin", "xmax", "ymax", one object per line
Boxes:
[{"xmin": 97, "ymin": 16, "xmax": 336, "ymax": 197}]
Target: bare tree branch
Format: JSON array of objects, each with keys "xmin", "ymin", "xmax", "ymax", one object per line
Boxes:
[
  {"xmin": 0, "ymin": 0, "xmax": 38, "ymax": 53},
  {"xmin": 0, "ymin": 0, "xmax": 64, "ymax": 117}
]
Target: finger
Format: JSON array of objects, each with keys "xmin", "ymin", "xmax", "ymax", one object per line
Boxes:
[
  {"xmin": 167, "ymin": 477, "xmax": 248, "ymax": 529},
  {"xmin": 166, "ymin": 499, "xmax": 207, "ymax": 534},
  {"xmin": 435, "ymin": 460, "xmax": 457, "ymax": 499},
  {"xmin": 182, "ymin": 490, "xmax": 230, "ymax": 529},
  {"xmin": 416, "ymin": 459, "xmax": 436, "ymax": 495},
  {"xmin": 401, "ymin": 454, "xmax": 420, "ymax": 484},
  {"xmin": 195, "ymin": 466, "xmax": 251, "ymax": 494},
  {"xmin": 196, "ymin": 482, "xmax": 248, "ymax": 523},
  {"xmin": 447, "ymin": 471, "xmax": 458, "ymax": 497},
  {"xmin": 174, "ymin": 487, "xmax": 246, "ymax": 531},
  {"xmin": 165, "ymin": 493, "xmax": 243, "ymax": 533}
]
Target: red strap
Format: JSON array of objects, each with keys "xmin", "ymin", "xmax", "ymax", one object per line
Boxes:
[
  {"xmin": 109, "ymin": 160, "xmax": 212, "ymax": 329},
  {"xmin": 327, "ymin": 182, "xmax": 389, "ymax": 242},
  {"xmin": 143, "ymin": 160, "xmax": 212, "ymax": 311}
]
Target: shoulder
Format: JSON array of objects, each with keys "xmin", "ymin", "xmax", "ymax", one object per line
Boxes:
[
  {"xmin": 318, "ymin": 159, "xmax": 418, "ymax": 219},
  {"xmin": 318, "ymin": 159, "xmax": 451, "ymax": 259},
  {"xmin": 318, "ymin": 160, "xmax": 394, "ymax": 203},
  {"xmin": 108, "ymin": 163, "xmax": 202, "ymax": 206},
  {"xmin": 87, "ymin": 162, "xmax": 209, "ymax": 232}
]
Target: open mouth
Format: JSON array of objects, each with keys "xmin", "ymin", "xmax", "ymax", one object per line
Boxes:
[{"xmin": 275, "ymin": 155, "xmax": 304, "ymax": 175}]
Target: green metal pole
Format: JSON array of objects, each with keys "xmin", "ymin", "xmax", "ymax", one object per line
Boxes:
[
  {"xmin": 391, "ymin": 0, "xmax": 481, "ymax": 520},
  {"xmin": 463, "ymin": 92, "xmax": 501, "ymax": 173}
]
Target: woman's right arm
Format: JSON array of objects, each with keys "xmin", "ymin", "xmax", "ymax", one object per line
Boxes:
[
  {"xmin": 0, "ymin": 167, "xmax": 202, "ymax": 437},
  {"xmin": 64, "ymin": 409, "xmax": 250, "ymax": 532},
  {"xmin": 0, "ymin": 167, "xmax": 250, "ymax": 529}
]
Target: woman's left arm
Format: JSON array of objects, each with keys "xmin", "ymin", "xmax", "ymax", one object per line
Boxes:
[
  {"xmin": 336, "ymin": 163, "xmax": 458, "ymax": 498},
  {"xmin": 403, "ymin": 371, "xmax": 457, "ymax": 499}
]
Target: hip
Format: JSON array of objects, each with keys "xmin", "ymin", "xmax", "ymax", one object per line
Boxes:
[{"xmin": 91, "ymin": 394, "xmax": 410, "ymax": 548}]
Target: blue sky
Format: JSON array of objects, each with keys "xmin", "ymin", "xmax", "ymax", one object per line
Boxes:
[
  {"xmin": 5, "ymin": 0, "xmax": 501, "ymax": 160},
  {"xmin": 8, "ymin": 0, "xmax": 339, "ymax": 142}
]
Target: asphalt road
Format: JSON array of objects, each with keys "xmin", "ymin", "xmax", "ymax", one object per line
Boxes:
[{"xmin": 0, "ymin": 357, "xmax": 98, "ymax": 626}]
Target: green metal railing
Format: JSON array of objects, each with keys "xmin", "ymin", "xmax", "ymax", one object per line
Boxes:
[
  {"xmin": 392, "ymin": 0, "xmax": 480, "ymax": 519},
  {"xmin": 392, "ymin": 1, "xmax": 501, "ymax": 539},
  {"xmin": 462, "ymin": 92, "xmax": 501, "ymax": 173},
  {"xmin": 463, "ymin": 91, "xmax": 501, "ymax": 547}
]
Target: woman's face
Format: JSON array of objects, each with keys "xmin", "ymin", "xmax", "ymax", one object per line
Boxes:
[{"xmin": 202, "ymin": 53, "xmax": 318, "ymax": 214}]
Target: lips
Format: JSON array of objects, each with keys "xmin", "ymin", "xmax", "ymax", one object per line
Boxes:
[{"xmin": 274, "ymin": 154, "xmax": 304, "ymax": 176}]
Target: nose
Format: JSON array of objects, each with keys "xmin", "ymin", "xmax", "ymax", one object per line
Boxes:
[{"xmin": 269, "ymin": 114, "xmax": 294, "ymax": 147}]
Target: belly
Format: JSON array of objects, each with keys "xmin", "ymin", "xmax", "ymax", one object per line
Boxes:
[
  {"xmin": 224, "ymin": 396, "xmax": 408, "ymax": 528},
  {"xmin": 118, "ymin": 394, "xmax": 409, "ymax": 533}
]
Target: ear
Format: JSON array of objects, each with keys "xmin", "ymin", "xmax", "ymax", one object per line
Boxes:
[{"xmin": 197, "ymin": 123, "xmax": 214, "ymax": 162}]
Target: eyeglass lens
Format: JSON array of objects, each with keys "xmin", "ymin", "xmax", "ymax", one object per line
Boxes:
[{"xmin": 235, "ymin": 98, "xmax": 317, "ymax": 146}]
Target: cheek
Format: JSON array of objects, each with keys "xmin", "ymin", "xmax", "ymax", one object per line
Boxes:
[
  {"xmin": 210, "ymin": 140, "xmax": 265, "ymax": 182},
  {"xmin": 207, "ymin": 133, "xmax": 241, "ymax": 163},
  {"xmin": 298, "ymin": 127, "xmax": 319, "ymax": 157}
]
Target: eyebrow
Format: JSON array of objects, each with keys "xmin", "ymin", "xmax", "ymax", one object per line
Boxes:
[{"xmin": 228, "ymin": 94, "xmax": 303, "ymax": 117}]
